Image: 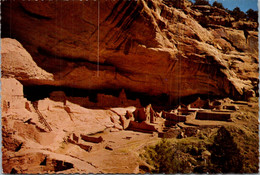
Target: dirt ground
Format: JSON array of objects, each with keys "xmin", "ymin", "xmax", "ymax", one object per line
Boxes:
[{"xmin": 55, "ymin": 130, "xmax": 161, "ymax": 173}]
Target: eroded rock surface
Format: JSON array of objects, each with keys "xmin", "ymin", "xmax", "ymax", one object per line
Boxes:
[
  {"xmin": 2, "ymin": 0, "xmax": 258, "ymax": 100},
  {"xmin": 1, "ymin": 38, "xmax": 54, "ymax": 83},
  {"xmin": 1, "ymin": 0, "xmax": 259, "ymax": 174}
]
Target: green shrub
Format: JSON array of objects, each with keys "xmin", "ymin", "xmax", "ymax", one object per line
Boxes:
[
  {"xmin": 140, "ymin": 139, "xmax": 193, "ymax": 173},
  {"xmin": 141, "ymin": 125, "xmax": 258, "ymax": 173},
  {"xmin": 209, "ymin": 126, "xmax": 244, "ymax": 173},
  {"xmin": 246, "ymin": 9, "xmax": 258, "ymax": 22},
  {"xmin": 212, "ymin": 1, "xmax": 224, "ymax": 9},
  {"xmin": 231, "ymin": 7, "xmax": 246, "ymax": 21}
]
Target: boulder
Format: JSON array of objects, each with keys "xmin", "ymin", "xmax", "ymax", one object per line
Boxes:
[{"xmin": 1, "ymin": 38, "xmax": 53, "ymax": 82}]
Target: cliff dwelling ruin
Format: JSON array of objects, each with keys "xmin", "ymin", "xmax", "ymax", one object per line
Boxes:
[{"xmin": 1, "ymin": 0, "xmax": 259, "ymax": 174}]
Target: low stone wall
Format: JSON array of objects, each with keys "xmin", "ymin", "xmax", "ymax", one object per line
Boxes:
[
  {"xmin": 196, "ymin": 111, "xmax": 231, "ymax": 121},
  {"xmin": 223, "ymin": 105, "xmax": 239, "ymax": 111},
  {"xmin": 80, "ymin": 135, "xmax": 103, "ymax": 143},
  {"xmin": 179, "ymin": 108, "xmax": 201, "ymax": 113},
  {"xmin": 67, "ymin": 135, "xmax": 93, "ymax": 152},
  {"xmin": 127, "ymin": 121, "xmax": 157, "ymax": 132},
  {"xmin": 164, "ymin": 113, "xmax": 187, "ymax": 122}
]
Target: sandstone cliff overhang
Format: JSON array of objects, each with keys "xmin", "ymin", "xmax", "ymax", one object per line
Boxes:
[{"xmin": 1, "ymin": 0, "xmax": 258, "ymax": 101}]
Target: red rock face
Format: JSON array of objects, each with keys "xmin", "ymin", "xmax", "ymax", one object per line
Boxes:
[
  {"xmin": 2, "ymin": 1, "xmax": 258, "ymax": 173},
  {"xmin": 1, "ymin": 0, "xmax": 258, "ymax": 101}
]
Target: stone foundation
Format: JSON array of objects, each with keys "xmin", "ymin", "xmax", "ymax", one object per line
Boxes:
[{"xmin": 196, "ymin": 111, "xmax": 232, "ymax": 121}]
